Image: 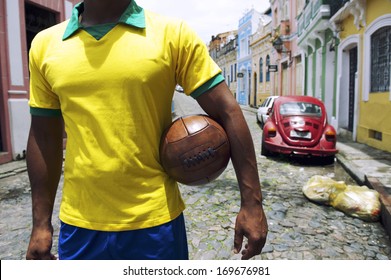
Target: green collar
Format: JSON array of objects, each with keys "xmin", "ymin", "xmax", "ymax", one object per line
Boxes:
[{"xmin": 62, "ymin": 0, "xmax": 145, "ymax": 40}]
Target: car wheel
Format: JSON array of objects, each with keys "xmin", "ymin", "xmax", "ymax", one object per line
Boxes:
[
  {"xmin": 321, "ymin": 156, "xmax": 335, "ymax": 165},
  {"xmin": 261, "ymin": 116, "xmax": 267, "ymax": 128},
  {"xmin": 261, "ymin": 139, "xmax": 271, "ymax": 157}
]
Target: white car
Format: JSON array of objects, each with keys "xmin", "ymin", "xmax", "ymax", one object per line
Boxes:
[
  {"xmin": 256, "ymin": 96, "xmax": 279, "ymax": 128},
  {"xmin": 175, "ymin": 84, "xmax": 184, "ymax": 92}
]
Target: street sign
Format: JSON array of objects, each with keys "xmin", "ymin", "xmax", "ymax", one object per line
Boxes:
[{"xmin": 268, "ymin": 65, "xmax": 278, "ymax": 72}]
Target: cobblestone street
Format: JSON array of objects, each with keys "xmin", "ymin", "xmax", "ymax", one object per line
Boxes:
[
  {"xmin": 175, "ymin": 93, "xmax": 391, "ymax": 260},
  {"xmin": 0, "ymin": 93, "xmax": 390, "ymax": 260}
]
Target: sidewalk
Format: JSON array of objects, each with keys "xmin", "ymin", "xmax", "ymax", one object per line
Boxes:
[
  {"xmin": 0, "ymin": 159, "xmax": 27, "ymax": 179},
  {"xmin": 336, "ymin": 139, "xmax": 391, "ymax": 240},
  {"xmin": 1, "ymin": 106, "xmax": 391, "ymax": 240}
]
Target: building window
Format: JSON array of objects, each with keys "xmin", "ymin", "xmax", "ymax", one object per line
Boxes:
[
  {"xmin": 371, "ymin": 26, "xmax": 391, "ymax": 92},
  {"xmin": 259, "ymin": 58, "xmax": 263, "ymax": 83},
  {"xmin": 369, "ymin": 129, "xmax": 382, "ymax": 141},
  {"xmin": 266, "ymin": 55, "xmax": 271, "ymax": 82},
  {"xmin": 281, "ymin": 0, "xmax": 289, "ymax": 21},
  {"xmin": 297, "ymin": 0, "xmax": 306, "ymax": 15},
  {"xmin": 240, "ymin": 38, "xmax": 246, "ymax": 58}
]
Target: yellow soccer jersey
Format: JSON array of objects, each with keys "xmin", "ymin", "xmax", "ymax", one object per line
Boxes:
[{"xmin": 29, "ymin": 1, "xmax": 223, "ymax": 231}]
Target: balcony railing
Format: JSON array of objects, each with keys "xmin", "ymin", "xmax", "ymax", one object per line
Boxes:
[{"xmin": 297, "ymin": 0, "xmax": 345, "ymax": 37}]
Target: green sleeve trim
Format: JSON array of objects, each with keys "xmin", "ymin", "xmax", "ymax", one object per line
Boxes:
[
  {"xmin": 190, "ymin": 74, "xmax": 225, "ymax": 99},
  {"xmin": 30, "ymin": 107, "xmax": 62, "ymax": 117}
]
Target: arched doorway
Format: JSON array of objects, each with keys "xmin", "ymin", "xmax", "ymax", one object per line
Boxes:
[
  {"xmin": 247, "ymin": 68, "xmax": 251, "ymax": 105},
  {"xmin": 336, "ymin": 35, "xmax": 360, "ymax": 140},
  {"xmin": 253, "ymin": 72, "xmax": 258, "ymax": 106}
]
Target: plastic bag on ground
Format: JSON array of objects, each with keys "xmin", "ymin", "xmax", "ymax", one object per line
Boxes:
[
  {"xmin": 303, "ymin": 175, "xmax": 381, "ymax": 222},
  {"xmin": 330, "ymin": 185, "xmax": 381, "ymax": 222},
  {"xmin": 302, "ymin": 175, "xmax": 346, "ymax": 205}
]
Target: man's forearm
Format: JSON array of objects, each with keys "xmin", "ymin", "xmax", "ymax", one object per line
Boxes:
[
  {"xmin": 27, "ymin": 117, "xmax": 64, "ymax": 227},
  {"xmin": 196, "ymin": 83, "xmax": 263, "ymax": 204},
  {"xmin": 218, "ymin": 108, "xmax": 263, "ymax": 205}
]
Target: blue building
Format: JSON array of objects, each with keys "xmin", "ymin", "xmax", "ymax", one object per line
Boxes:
[{"xmin": 237, "ymin": 9, "xmax": 262, "ymax": 105}]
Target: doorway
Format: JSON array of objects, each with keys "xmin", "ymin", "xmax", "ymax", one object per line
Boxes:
[
  {"xmin": 247, "ymin": 69, "xmax": 251, "ymax": 105},
  {"xmin": 336, "ymin": 35, "xmax": 360, "ymax": 141},
  {"xmin": 253, "ymin": 72, "xmax": 258, "ymax": 106},
  {"xmin": 0, "ymin": 95, "xmax": 3, "ymax": 152},
  {"xmin": 25, "ymin": 2, "xmax": 57, "ymax": 52},
  {"xmin": 0, "ymin": 56, "xmax": 4, "ymax": 153},
  {"xmin": 348, "ymin": 47, "xmax": 357, "ymax": 132}
]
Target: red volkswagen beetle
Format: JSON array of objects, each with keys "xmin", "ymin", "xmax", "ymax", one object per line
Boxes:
[{"xmin": 261, "ymin": 96, "xmax": 338, "ymax": 164}]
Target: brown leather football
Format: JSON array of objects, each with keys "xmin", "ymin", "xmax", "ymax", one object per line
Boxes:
[{"xmin": 160, "ymin": 114, "xmax": 231, "ymax": 186}]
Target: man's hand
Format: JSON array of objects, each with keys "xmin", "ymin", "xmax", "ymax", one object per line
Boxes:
[
  {"xmin": 234, "ymin": 204, "xmax": 268, "ymax": 260},
  {"xmin": 26, "ymin": 225, "xmax": 56, "ymax": 260}
]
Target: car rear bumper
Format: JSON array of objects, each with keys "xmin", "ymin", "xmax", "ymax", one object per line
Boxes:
[{"xmin": 264, "ymin": 142, "xmax": 338, "ymax": 157}]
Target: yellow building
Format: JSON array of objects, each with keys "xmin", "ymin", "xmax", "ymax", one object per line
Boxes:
[
  {"xmin": 209, "ymin": 31, "xmax": 238, "ymax": 97},
  {"xmin": 331, "ymin": 0, "xmax": 391, "ymax": 152},
  {"xmin": 250, "ymin": 16, "xmax": 273, "ymax": 107}
]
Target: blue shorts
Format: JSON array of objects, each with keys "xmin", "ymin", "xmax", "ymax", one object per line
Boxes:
[{"xmin": 58, "ymin": 213, "xmax": 188, "ymax": 260}]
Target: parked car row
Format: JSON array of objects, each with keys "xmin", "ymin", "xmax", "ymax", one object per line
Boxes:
[
  {"xmin": 257, "ymin": 95, "xmax": 338, "ymax": 165},
  {"xmin": 256, "ymin": 96, "xmax": 279, "ymax": 128},
  {"xmin": 175, "ymin": 84, "xmax": 184, "ymax": 93}
]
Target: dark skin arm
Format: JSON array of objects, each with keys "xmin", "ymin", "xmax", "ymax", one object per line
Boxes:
[
  {"xmin": 196, "ymin": 82, "xmax": 268, "ymax": 260},
  {"xmin": 26, "ymin": 116, "xmax": 64, "ymax": 260}
]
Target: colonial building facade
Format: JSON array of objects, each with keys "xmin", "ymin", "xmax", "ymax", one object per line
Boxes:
[
  {"xmin": 2, "ymin": 0, "xmax": 391, "ymax": 165},
  {"xmin": 0, "ymin": 0, "xmax": 78, "ymax": 164},
  {"xmin": 209, "ymin": 31, "xmax": 238, "ymax": 97},
  {"xmin": 270, "ymin": 0, "xmax": 303, "ymax": 98},
  {"xmin": 237, "ymin": 9, "xmax": 262, "ymax": 105},
  {"xmin": 250, "ymin": 11, "xmax": 272, "ymax": 107},
  {"xmin": 331, "ymin": 0, "xmax": 391, "ymax": 152},
  {"xmin": 210, "ymin": 0, "xmax": 391, "ymax": 153}
]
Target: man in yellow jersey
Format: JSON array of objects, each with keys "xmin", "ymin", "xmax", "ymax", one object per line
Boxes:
[{"xmin": 26, "ymin": 0, "xmax": 268, "ymax": 260}]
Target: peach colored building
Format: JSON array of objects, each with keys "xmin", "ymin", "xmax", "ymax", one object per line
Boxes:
[
  {"xmin": 269, "ymin": 0, "xmax": 304, "ymax": 97},
  {"xmin": 0, "ymin": 0, "xmax": 78, "ymax": 164}
]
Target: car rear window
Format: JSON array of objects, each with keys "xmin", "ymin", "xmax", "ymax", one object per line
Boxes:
[{"xmin": 280, "ymin": 102, "xmax": 322, "ymax": 117}]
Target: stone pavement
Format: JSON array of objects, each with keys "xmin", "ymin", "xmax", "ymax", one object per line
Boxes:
[{"xmin": 1, "ymin": 100, "xmax": 390, "ymax": 260}]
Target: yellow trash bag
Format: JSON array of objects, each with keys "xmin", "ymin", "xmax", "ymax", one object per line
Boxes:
[
  {"xmin": 330, "ymin": 185, "xmax": 381, "ymax": 222},
  {"xmin": 302, "ymin": 175, "xmax": 346, "ymax": 205},
  {"xmin": 303, "ymin": 175, "xmax": 381, "ymax": 222}
]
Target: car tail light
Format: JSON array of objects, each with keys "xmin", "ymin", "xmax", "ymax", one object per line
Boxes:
[
  {"xmin": 267, "ymin": 127, "xmax": 277, "ymax": 137},
  {"xmin": 325, "ymin": 130, "xmax": 336, "ymax": 142}
]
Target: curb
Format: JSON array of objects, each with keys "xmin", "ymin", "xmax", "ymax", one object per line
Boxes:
[
  {"xmin": 0, "ymin": 160, "xmax": 27, "ymax": 179},
  {"xmin": 366, "ymin": 177, "xmax": 391, "ymax": 243},
  {"xmin": 336, "ymin": 153, "xmax": 391, "ymax": 242},
  {"xmin": 335, "ymin": 154, "xmax": 366, "ymax": 186}
]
